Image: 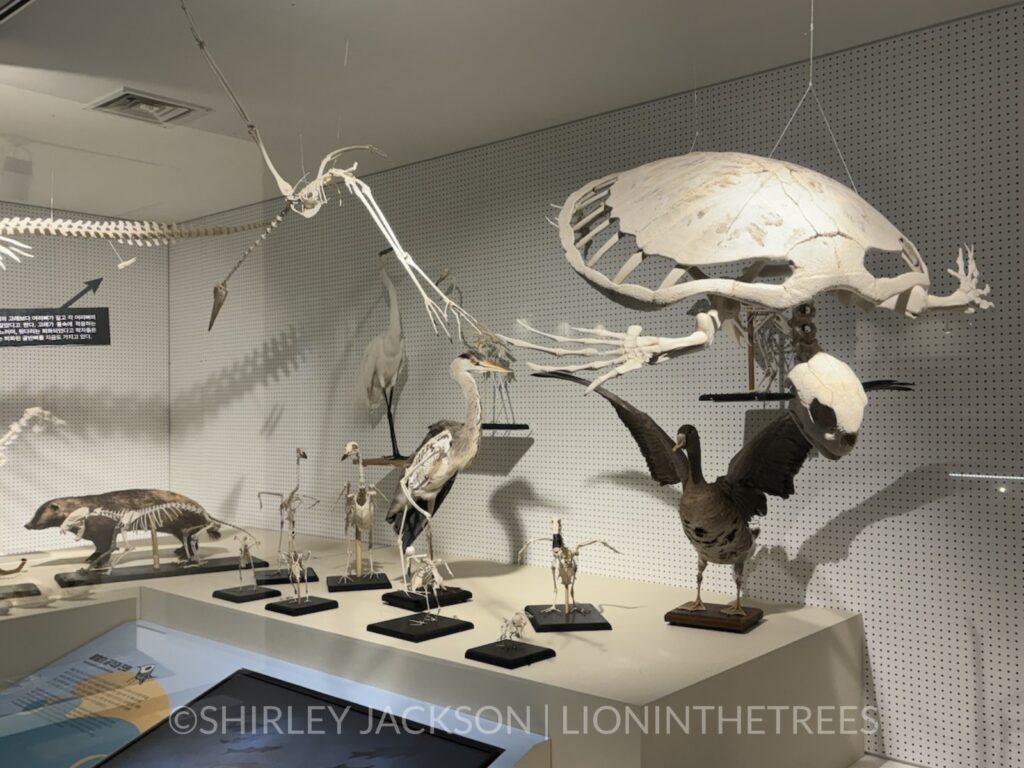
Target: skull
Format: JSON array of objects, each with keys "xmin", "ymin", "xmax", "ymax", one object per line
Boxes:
[
  {"xmin": 59, "ymin": 507, "xmax": 92, "ymax": 540},
  {"xmin": 787, "ymin": 352, "xmax": 867, "ymax": 460}
]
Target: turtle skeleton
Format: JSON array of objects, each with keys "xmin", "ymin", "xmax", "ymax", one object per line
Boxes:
[{"xmin": 504, "ymin": 152, "xmax": 992, "ymax": 391}]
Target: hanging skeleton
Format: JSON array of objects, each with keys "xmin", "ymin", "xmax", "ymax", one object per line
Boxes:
[
  {"xmin": 503, "ymin": 151, "xmax": 992, "ymax": 394},
  {"xmin": 338, "ymin": 442, "xmax": 385, "ymax": 579},
  {"xmin": 518, "ymin": 518, "xmax": 621, "ymax": 616},
  {"xmin": 0, "ymin": 219, "xmax": 270, "ymax": 272},
  {"xmin": 178, "ymin": 1, "xmax": 478, "ymax": 337}
]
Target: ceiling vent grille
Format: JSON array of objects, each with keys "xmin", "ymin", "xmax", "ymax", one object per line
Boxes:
[{"xmin": 90, "ymin": 89, "xmax": 207, "ymax": 126}]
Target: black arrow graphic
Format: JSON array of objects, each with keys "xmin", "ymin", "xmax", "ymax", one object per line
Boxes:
[{"xmin": 61, "ymin": 278, "xmax": 103, "ymax": 309}]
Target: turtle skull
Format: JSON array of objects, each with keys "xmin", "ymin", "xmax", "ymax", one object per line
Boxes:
[{"xmin": 788, "ymin": 353, "xmax": 867, "ymax": 460}]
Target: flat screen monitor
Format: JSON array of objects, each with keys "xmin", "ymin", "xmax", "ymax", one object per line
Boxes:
[{"xmin": 98, "ymin": 669, "xmax": 503, "ymax": 767}]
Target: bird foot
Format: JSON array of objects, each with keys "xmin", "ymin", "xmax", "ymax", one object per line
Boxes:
[
  {"xmin": 721, "ymin": 602, "xmax": 747, "ymax": 617},
  {"xmin": 680, "ymin": 599, "xmax": 706, "ymax": 612}
]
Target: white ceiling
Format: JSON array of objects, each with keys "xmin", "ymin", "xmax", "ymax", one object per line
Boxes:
[{"xmin": 0, "ymin": 0, "xmax": 1008, "ymax": 221}]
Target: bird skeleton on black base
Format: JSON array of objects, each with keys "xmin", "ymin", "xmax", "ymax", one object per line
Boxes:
[{"xmin": 518, "ymin": 517, "xmax": 621, "ymax": 616}]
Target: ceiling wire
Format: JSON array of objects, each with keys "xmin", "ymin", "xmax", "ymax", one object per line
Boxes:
[{"xmin": 768, "ymin": 0, "xmax": 858, "ymax": 193}]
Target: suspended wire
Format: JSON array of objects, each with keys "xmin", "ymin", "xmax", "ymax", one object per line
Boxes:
[{"xmin": 768, "ymin": 0, "xmax": 858, "ymax": 192}]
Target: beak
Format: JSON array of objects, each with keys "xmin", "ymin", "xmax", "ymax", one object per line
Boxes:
[
  {"xmin": 477, "ymin": 359, "xmax": 512, "ymax": 374},
  {"xmin": 672, "ymin": 438, "xmax": 686, "ymax": 452},
  {"xmin": 208, "ymin": 281, "xmax": 228, "ymax": 331}
]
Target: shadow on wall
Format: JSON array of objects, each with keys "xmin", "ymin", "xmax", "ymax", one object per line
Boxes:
[
  {"xmin": 2, "ymin": 326, "xmax": 307, "ymax": 441},
  {"xmin": 487, "ymin": 478, "xmax": 563, "ymax": 563},
  {"xmin": 746, "ymin": 463, "xmax": 957, "ymax": 606}
]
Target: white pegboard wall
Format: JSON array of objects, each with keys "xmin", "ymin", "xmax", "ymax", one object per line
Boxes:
[
  {"xmin": 0, "ymin": 199, "xmax": 170, "ymax": 556},
  {"xmin": 168, "ymin": 8, "xmax": 1021, "ymax": 768}
]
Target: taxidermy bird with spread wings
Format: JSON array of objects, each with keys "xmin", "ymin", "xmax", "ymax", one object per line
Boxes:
[
  {"xmin": 536, "ymin": 370, "xmax": 908, "ymax": 617},
  {"xmin": 386, "ymin": 353, "xmax": 511, "ymax": 564}
]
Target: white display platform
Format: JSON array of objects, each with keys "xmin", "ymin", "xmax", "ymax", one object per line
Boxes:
[{"xmin": 1, "ymin": 531, "xmax": 864, "ymax": 767}]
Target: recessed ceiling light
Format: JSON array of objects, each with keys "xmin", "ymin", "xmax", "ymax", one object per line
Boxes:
[{"xmin": 0, "ymin": 0, "xmax": 36, "ymax": 24}]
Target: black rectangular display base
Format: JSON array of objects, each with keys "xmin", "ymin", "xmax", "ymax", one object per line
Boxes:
[
  {"xmin": 381, "ymin": 586, "xmax": 472, "ymax": 612},
  {"xmin": 367, "ymin": 613, "xmax": 474, "ymax": 643},
  {"xmin": 525, "ymin": 603, "xmax": 612, "ymax": 632},
  {"xmin": 265, "ymin": 595, "xmax": 338, "ymax": 616},
  {"xmin": 665, "ymin": 602, "xmax": 764, "ymax": 633},
  {"xmin": 327, "ymin": 572, "xmax": 392, "ymax": 592},
  {"xmin": 212, "ymin": 585, "xmax": 282, "ymax": 603},
  {"xmin": 255, "ymin": 566, "xmax": 318, "ymax": 586},
  {"xmin": 0, "ymin": 583, "xmax": 42, "ymax": 600},
  {"xmin": 465, "ymin": 640, "xmax": 556, "ymax": 669},
  {"xmin": 54, "ymin": 557, "xmax": 269, "ymax": 588}
]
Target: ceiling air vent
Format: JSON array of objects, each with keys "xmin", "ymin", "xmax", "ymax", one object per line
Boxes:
[{"xmin": 90, "ymin": 89, "xmax": 208, "ymax": 126}]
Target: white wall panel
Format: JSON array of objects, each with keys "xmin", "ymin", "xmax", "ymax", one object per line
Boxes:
[{"xmin": 169, "ymin": 8, "xmax": 1021, "ymax": 767}]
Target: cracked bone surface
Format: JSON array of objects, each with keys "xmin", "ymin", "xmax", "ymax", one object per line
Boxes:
[{"xmin": 506, "ymin": 151, "xmax": 991, "ymax": 386}]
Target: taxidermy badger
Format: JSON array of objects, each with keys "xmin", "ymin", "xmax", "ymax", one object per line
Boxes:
[{"xmin": 25, "ymin": 489, "xmax": 242, "ymax": 570}]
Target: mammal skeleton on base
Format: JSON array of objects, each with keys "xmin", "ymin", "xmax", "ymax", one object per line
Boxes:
[{"xmin": 518, "ymin": 518, "xmax": 621, "ymax": 616}]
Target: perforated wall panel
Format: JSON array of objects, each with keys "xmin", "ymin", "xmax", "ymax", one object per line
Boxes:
[
  {"xmin": 0, "ymin": 200, "xmax": 170, "ymax": 556},
  {"xmin": 169, "ymin": 8, "xmax": 1021, "ymax": 768}
]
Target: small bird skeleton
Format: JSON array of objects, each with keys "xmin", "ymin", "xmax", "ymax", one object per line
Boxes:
[
  {"xmin": 518, "ymin": 518, "xmax": 621, "ymax": 616},
  {"xmin": 498, "ymin": 612, "xmax": 529, "ymax": 648},
  {"xmin": 234, "ymin": 533, "xmax": 259, "ymax": 588},
  {"xmin": 403, "ymin": 549, "xmax": 454, "ymax": 621},
  {"xmin": 258, "ymin": 448, "xmax": 319, "ymax": 559},
  {"xmin": 283, "ymin": 548, "xmax": 314, "ymax": 605},
  {"xmin": 338, "ymin": 442, "xmax": 386, "ymax": 579}
]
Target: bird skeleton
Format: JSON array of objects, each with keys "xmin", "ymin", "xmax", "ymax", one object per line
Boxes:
[
  {"xmin": 498, "ymin": 611, "xmax": 529, "ymax": 647},
  {"xmin": 503, "ymin": 152, "xmax": 992, "ymax": 390},
  {"xmin": 403, "ymin": 550, "xmax": 454, "ymax": 620},
  {"xmin": 518, "ymin": 517, "xmax": 621, "ymax": 616},
  {"xmin": 338, "ymin": 442, "xmax": 386, "ymax": 578},
  {"xmin": 234, "ymin": 534, "xmax": 259, "ymax": 587},
  {"xmin": 179, "ymin": 0, "xmax": 478, "ymax": 337},
  {"xmin": 258, "ymin": 448, "xmax": 319, "ymax": 558},
  {"xmin": 283, "ymin": 548, "xmax": 313, "ymax": 604}
]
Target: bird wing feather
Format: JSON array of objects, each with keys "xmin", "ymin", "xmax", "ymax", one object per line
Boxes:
[
  {"xmin": 532, "ymin": 371, "xmax": 687, "ymax": 485},
  {"xmin": 720, "ymin": 409, "xmax": 813, "ymax": 520}
]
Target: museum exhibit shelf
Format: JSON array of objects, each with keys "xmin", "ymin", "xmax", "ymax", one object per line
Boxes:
[{"xmin": 0, "ymin": 530, "xmax": 864, "ymax": 768}]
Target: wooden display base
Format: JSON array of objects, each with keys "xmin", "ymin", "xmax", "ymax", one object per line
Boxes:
[
  {"xmin": 481, "ymin": 423, "xmax": 531, "ymax": 431},
  {"xmin": 0, "ymin": 583, "xmax": 42, "ymax": 600},
  {"xmin": 525, "ymin": 603, "xmax": 611, "ymax": 632},
  {"xmin": 265, "ymin": 595, "xmax": 338, "ymax": 617},
  {"xmin": 255, "ymin": 567, "xmax": 318, "ymax": 586},
  {"xmin": 212, "ymin": 585, "xmax": 281, "ymax": 603},
  {"xmin": 381, "ymin": 585, "xmax": 472, "ymax": 612},
  {"xmin": 367, "ymin": 613, "xmax": 474, "ymax": 643},
  {"xmin": 54, "ymin": 557, "xmax": 269, "ymax": 588},
  {"xmin": 664, "ymin": 602, "xmax": 764, "ymax": 633},
  {"xmin": 327, "ymin": 572, "xmax": 392, "ymax": 592},
  {"xmin": 358, "ymin": 457, "xmax": 408, "ymax": 467},
  {"xmin": 465, "ymin": 640, "xmax": 556, "ymax": 669}
]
